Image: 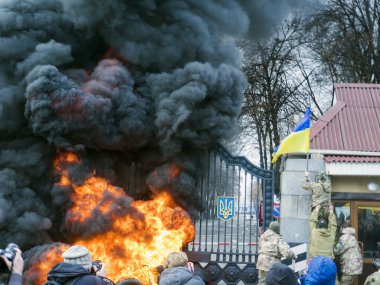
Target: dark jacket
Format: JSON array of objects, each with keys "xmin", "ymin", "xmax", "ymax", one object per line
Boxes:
[
  {"xmin": 159, "ymin": 267, "xmax": 205, "ymax": 285},
  {"xmin": 301, "ymin": 256, "xmax": 336, "ymax": 285},
  {"xmin": 47, "ymin": 262, "xmax": 108, "ymax": 285},
  {"xmin": 9, "ymin": 273, "xmax": 22, "ymax": 285},
  {"xmin": 265, "ymin": 263, "xmax": 298, "ymax": 285}
]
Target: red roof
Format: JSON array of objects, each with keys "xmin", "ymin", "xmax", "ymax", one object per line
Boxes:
[
  {"xmin": 324, "ymin": 155, "xmax": 380, "ymax": 163},
  {"xmin": 310, "ymin": 83, "xmax": 380, "ymax": 153}
]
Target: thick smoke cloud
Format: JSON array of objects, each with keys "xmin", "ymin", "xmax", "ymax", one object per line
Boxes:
[
  {"xmin": 146, "ymin": 62, "xmax": 245, "ymax": 156},
  {"xmin": 0, "ymin": 0, "xmax": 305, "ymax": 252},
  {"xmin": 25, "ymin": 60, "xmax": 153, "ymax": 151},
  {"xmin": 61, "ymin": 0, "xmax": 248, "ymax": 70}
]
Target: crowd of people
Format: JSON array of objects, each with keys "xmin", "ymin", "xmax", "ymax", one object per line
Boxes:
[
  {"xmin": 1, "ymin": 171, "xmax": 380, "ymax": 285},
  {"xmin": 256, "ymin": 171, "xmax": 380, "ymax": 285},
  {"xmin": 1, "ymin": 232, "xmax": 379, "ymax": 285},
  {"xmin": 0, "ymin": 245, "xmax": 205, "ymax": 285}
]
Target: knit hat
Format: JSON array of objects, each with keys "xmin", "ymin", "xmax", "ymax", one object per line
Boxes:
[
  {"xmin": 269, "ymin": 221, "xmax": 280, "ymax": 234},
  {"xmin": 62, "ymin": 245, "xmax": 92, "ymax": 270},
  {"xmin": 266, "ymin": 263, "xmax": 298, "ymax": 285}
]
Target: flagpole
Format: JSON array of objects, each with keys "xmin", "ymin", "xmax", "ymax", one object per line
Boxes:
[{"xmin": 306, "ymin": 94, "xmax": 311, "ymax": 173}]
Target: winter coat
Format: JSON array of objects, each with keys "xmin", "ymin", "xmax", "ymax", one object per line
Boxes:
[
  {"xmin": 265, "ymin": 263, "xmax": 298, "ymax": 285},
  {"xmin": 302, "ymin": 177, "xmax": 331, "ymax": 208},
  {"xmin": 46, "ymin": 262, "xmax": 109, "ymax": 285},
  {"xmin": 158, "ymin": 267, "xmax": 205, "ymax": 285},
  {"xmin": 302, "ymin": 256, "xmax": 336, "ymax": 285},
  {"xmin": 257, "ymin": 229, "xmax": 295, "ymax": 271},
  {"xmin": 334, "ymin": 227, "xmax": 363, "ymax": 275},
  {"xmin": 365, "ymin": 270, "xmax": 380, "ymax": 285},
  {"xmin": 309, "ymin": 211, "xmax": 337, "ymax": 259}
]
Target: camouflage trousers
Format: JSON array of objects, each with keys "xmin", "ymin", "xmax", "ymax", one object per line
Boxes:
[
  {"xmin": 258, "ymin": 270, "xmax": 267, "ymax": 285},
  {"xmin": 337, "ymin": 274, "xmax": 356, "ymax": 285}
]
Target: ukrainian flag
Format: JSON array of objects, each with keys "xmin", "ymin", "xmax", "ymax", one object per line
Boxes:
[{"xmin": 271, "ymin": 107, "xmax": 311, "ymax": 163}]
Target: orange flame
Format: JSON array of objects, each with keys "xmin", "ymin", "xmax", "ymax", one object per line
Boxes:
[
  {"xmin": 32, "ymin": 152, "xmax": 195, "ymax": 285},
  {"xmin": 24, "ymin": 243, "xmax": 69, "ymax": 285}
]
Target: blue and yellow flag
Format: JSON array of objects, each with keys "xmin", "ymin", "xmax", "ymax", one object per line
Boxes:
[{"xmin": 272, "ymin": 107, "xmax": 311, "ymax": 163}]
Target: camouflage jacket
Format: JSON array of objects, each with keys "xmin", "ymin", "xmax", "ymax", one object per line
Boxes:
[
  {"xmin": 257, "ymin": 229, "xmax": 295, "ymax": 271},
  {"xmin": 365, "ymin": 270, "xmax": 380, "ymax": 285},
  {"xmin": 334, "ymin": 227, "xmax": 363, "ymax": 275},
  {"xmin": 301, "ymin": 176, "xmax": 331, "ymax": 208},
  {"xmin": 309, "ymin": 210, "xmax": 337, "ymax": 259}
]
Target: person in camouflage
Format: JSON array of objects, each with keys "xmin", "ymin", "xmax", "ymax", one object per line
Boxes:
[
  {"xmin": 257, "ymin": 221, "xmax": 296, "ymax": 285},
  {"xmin": 334, "ymin": 223, "xmax": 363, "ymax": 285},
  {"xmin": 302, "ymin": 171, "xmax": 331, "ymax": 213},
  {"xmin": 309, "ymin": 204, "xmax": 337, "ymax": 259},
  {"xmin": 365, "ymin": 259, "xmax": 380, "ymax": 285}
]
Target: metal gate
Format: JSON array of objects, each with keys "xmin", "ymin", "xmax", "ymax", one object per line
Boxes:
[{"xmin": 185, "ymin": 145, "xmax": 274, "ymax": 285}]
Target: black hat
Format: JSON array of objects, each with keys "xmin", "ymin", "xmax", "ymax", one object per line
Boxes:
[
  {"xmin": 266, "ymin": 263, "xmax": 298, "ymax": 285},
  {"xmin": 318, "ymin": 218, "xmax": 328, "ymax": 229}
]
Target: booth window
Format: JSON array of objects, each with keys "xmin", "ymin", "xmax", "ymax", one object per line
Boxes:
[
  {"xmin": 358, "ymin": 206, "xmax": 380, "ymax": 258},
  {"xmin": 335, "ymin": 201, "xmax": 351, "ymax": 232}
]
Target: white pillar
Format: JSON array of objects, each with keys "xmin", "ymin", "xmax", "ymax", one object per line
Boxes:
[{"xmin": 279, "ymin": 156, "xmax": 325, "ymax": 243}]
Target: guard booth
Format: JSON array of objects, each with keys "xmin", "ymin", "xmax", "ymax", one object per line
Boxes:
[
  {"xmin": 280, "ymin": 83, "xmax": 380, "ymax": 285},
  {"xmin": 185, "ymin": 145, "xmax": 274, "ymax": 285}
]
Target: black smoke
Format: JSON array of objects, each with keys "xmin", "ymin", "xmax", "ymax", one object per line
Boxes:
[{"xmin": 0, "ymin": 0, "xmax": 306, "ymax": 251}]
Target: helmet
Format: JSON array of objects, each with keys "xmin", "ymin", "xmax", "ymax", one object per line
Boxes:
[
  {"xmin": 373, "ymin": 258, "xmax": 380, "ymax": 270},
  {"xmin": 316, "ymin": 171, "xmax": 328, "ymax": 182}
]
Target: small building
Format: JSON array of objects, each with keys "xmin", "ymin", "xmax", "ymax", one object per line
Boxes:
[{"xmin": 280, "ymin": 83, "xmax": 380, "ymax": 284}]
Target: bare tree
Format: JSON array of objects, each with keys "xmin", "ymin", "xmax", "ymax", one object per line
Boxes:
[
  {"xmin": 305, "ymin": 0, "xmax": 380, "ymax": 83},
  {"xmin": 240, "ymin": 18, "xmax": 315, "ymax": 170}
]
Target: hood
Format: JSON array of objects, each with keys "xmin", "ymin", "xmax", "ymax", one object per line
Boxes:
[
  {"xmin": 306, "ymin": 256, "xmax": 336, "ymax": 283},
  {"xmin": 159, "ymin": 267, "xmax": 200, "ymax": 285},
  {"xmin": 341, "ymin": 227, "xmax": 356, "ymax": 235},
  {"xmin": 261, "ymin": 229, "xmax": 280, "ymax": 241},
  {"xmin": 316, "ymin": 172, "xmax": 329, "ymax": 183},
  {"xmin": 266, "ymin": 263, "xmax": 298, "ymax": 285},
  {"xmin": 47, "ymin": 262, "xmax": 90, "ymax": 283},
  {"xmin": 317, "ymin": 228, "xmax": 333, "ymax": 237}
]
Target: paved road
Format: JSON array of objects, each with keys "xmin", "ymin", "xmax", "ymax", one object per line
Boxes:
[{"xmin": 189, "ymin": 214, "xmax": 260, "ymax": 255}]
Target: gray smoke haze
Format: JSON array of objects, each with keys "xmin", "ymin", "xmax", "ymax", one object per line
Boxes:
[
  {"xmin": 239, "ymin": 0, "xmax": 311, "ymax": 38},
  {"xmin": 0, "ymin": 0, "xmax": 305, "ymax": 255}
]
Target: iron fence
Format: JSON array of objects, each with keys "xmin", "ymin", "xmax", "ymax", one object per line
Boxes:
[{"xmin": 186, "ymin": 145, "xmax": 274, "ymax": 285}]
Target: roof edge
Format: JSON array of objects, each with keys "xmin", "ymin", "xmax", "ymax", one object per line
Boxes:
[
  {"xmin": 334, "ymin": 83, "xmax": 380, "ymax": 88},
  {"xmin": 310, "ymin": 101, "xmax": 346, "ymax": 140},
  {"xmin": 310, "ymin": 149, "xmax": 380, "ymax": 156}
]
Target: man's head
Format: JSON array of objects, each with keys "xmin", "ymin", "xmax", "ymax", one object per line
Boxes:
[
  {"xmin": 269, "ymin": 221, "xmax": 280, "ymax": 234},
  {"xmin": 318, "ymin": 218, "xmax": 328, "ymax": 229},
  {"xmin": 163, "ymin": 251, "xmax": 188, "ymax": 269},
  {"xmin": 265, "ymin": 263, "xmax": 298, "ymax": 285},
  {"xmin": 62, "ymin": 245, "xmax": 92, "ymax": 270}
]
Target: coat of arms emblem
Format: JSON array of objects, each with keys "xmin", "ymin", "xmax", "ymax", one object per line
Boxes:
[{"xmin": 217, "ymin": 196, "xmax": 235, "ymax": 221}]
